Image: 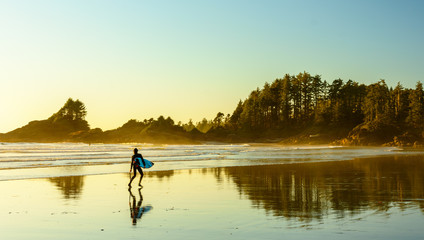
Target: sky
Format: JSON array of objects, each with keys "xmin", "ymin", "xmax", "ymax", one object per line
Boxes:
[{"xmin": 1, "ymin": 0, "xmax": 424, "ymax": 133}]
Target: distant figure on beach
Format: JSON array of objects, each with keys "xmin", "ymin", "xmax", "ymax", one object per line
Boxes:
[{"xmin": 129, "ymin": 148, "xmax": 144, "ymax": 187}]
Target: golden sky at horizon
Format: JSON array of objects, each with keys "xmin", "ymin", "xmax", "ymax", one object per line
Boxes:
[{"xmin": 1, "ymin": 0, "xmax": 424, "ymax": 133}]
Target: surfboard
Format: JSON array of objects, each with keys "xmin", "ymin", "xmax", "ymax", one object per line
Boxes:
[
  {"xmin": 134, "ymin": 157, "xmax": 154, "ymax": 169},
  {"xmin": 137, "ymin": 205, "xmax": 153, "ymax": 218}
]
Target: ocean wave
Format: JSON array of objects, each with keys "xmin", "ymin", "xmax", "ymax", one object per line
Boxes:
[{"xmin": 0, "ymin": 143, "xmax": 419, "ymax": 172}]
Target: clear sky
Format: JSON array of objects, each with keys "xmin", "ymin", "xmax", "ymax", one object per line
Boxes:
[{"xmin": 1, "ymin": 0, "xmax": 423, "ymax": 133}]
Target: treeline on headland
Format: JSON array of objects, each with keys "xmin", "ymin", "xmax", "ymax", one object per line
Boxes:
[{"xmin": 1, "ymin": 72, "xmax": 424, "ymax": 146}]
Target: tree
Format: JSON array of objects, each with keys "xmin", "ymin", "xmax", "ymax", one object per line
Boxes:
[
  {"xmin": 153, "ymin": 116, "xmax": 176, "ymax": 130},
  {"xmin": 213, "ymin": 112, "xmax": 225, "ymax": 128},
  {"xmin": 239, "ymin": 89, "xmax": 261, "ymax": 130},
  {"xmin": 297, "ymin": 72, "xmax": 313, "ymax": 122},
  {"xmin": 328, "ymin": 79, "xmax": 344, "ymax": 124},
  {"xmin": 229, "ymin": 100, "xmax": 243, "ymax": 129},
  {"xmin": 362, "ymin": 80, "xmax": 390, "ymax": 122},
  {"xmin": 291, "ymin": 76, "xmax": 302, "ymax": 124},
  {"xmin": 183, "ymin": 119, "xmax": 195, "ymax": 132},
  {"xmin": 391, "ymin": 82, "xmax": 409, "ymax": 124},
  {"xmin": 406, "ymin": 82, "xmax": 424, "ymax": 129},
  {"xmin": 337, "ymin": 80, "xmax": 365, "ymax": 126},
  {"xmin": 50, "ymin": 98, "xmax": 87, "ymax": 122},
  {"xmin": 196, "ymin": 118, "xmax": 212, "ymax": 133},
  {"xmin": 46, "ymin": 98, "xmax": 89, "ymax": 132},
  {"xmin": 311, "ymin": 75, "xmax": 322, "ymax": 110},
  {"xmin": 259, "ymin": 82, "xmax": 273, "ymax": 128},
  {"xmin": 280, "ymin": 74, "xmax": 292, "ymax": 125}
]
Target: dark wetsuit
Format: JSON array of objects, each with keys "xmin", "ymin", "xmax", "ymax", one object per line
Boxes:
[{"xmin": 131, "ymin": 153, "xmax": 144, "ymax": 178}]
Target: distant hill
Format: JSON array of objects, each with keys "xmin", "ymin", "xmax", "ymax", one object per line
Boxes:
[
  {"xmin": 75, "ymin": 118, "xmax": 200, "ymax": 144},
  {"xmin": 2, "ymin": 72, "xmax": 424, "ymax": 146},
  {"xmin": 0, "ymin": 99, "xmax": 200, "ymax": 144},
  {"xmin": 0, "ymin": 98, "xmax": 89, "ymax": 142}
]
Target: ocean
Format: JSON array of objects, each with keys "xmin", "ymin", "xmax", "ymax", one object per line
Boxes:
[
  {"xmin": 0, "ymin": 142, "xmax": 422, "ymax": 181},
  {"xmin": 2, "ymin": 142, "xmax": 424, "ymax": 239}
]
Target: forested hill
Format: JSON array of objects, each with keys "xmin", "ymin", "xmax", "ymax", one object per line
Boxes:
[
  {"xmin": 0, "ymin": 98, "xmax": 198, "ymax": 144},
  {"xmin": 218, "ymin": 72, "xmax": 424, "ymax": 146},
  {"xmin": 1, "ymin": 72, "xmax": 424, "ymax": 146}
]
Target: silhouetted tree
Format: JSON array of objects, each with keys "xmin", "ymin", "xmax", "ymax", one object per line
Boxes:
[
  {"xmin": 363, "ymin": 80, "xmax": 390, "ymax": 123},
  {"xmin": 196, "ymin": 118, "xmax": 213, "ymax": 133},
  {"xmin": 213, "ymin": 112, "xmax": 225, "ymax": 128},
  {"xmin": 280, "ymin": 74, "xmax": 292, "ymax": 125},
  {"xmin": 183, "ymin": 119, "xmax": 195, "ymax": 132},
  {"xmin": 406, "ymin": 82, "xmax": 424, "ymax": 129},
  {"xmin": 50, "ymin": 98, "xmax": 87, "ymax": 122},
  {"xmin": 229, "ymin": 100, "xmax": 243, "ymax": 129}
]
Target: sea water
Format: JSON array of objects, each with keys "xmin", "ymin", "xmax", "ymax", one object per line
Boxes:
[
  {"xmin": 1, "ymin": 142, "xmax": 424, "ymax": 239},
  {"xmin": 0, "ymin": 142, "xmax": 422, "ymax": 181}
]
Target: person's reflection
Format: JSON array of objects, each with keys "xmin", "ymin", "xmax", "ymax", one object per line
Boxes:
[{"xmin": 128, "ymin": 187, "xmax": 152, "ymax": 225}]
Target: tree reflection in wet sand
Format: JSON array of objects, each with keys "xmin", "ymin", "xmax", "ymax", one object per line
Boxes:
[
  {"xmin": 218, "ymin": 155, "xmax": 424, "ymax": 223},
  {"xmin": 49, "ymin": 175, "xmax": 85, "ymax": 199}
]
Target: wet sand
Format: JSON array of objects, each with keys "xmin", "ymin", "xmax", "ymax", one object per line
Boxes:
[{"xmin": 1, "ymin": 155, "xmax": 424, "ymax": 239}]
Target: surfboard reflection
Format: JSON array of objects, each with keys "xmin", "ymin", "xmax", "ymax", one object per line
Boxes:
[{"xmin": 128, "ymin": 188, "xmax": 153, "ymax": 226}]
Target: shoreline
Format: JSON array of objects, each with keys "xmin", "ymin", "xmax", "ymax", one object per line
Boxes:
[
  {"xmin": 2, "ymin": 144, "xmax": 424, "ymax": 182},
  {"xmin": 2, "ymin": 138, "xmax": 424, "ymax": 147}
]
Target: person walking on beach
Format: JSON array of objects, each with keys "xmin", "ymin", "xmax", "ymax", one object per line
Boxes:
[{"xmin": 129, "ymin": 148, "xmax": 144, "ymax": 188}]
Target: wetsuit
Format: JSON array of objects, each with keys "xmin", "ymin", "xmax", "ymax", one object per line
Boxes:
[{"xmin": 131, "ymin": 153, "xmax": 144, "ymax": 178}]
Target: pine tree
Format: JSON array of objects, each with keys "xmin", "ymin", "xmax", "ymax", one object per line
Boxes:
[
  {"xmin": 362, "ymin": 80, "xmax": 390, "ymax": 123},
  {"xmin": 406, "ymin": 82, "xmax": 424, "ymax": 129}
]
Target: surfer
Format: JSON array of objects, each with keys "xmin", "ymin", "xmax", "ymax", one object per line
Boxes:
[{"xmin": 129, "ymin": 148, "xmax": 144, "ymax": 187}]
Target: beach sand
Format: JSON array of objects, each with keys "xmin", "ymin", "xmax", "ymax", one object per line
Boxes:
[{"xmin": 1, "ymin": 155, "xmax": 424, "ymax": 240}]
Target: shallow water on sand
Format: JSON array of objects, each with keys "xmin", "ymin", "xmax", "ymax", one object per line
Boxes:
[
  {"xmin": 1, "ymin": 155, "xmax": 423, "ymax": 239},
  {"xmin": 1, "ymin": 142, "xmax": 422, "ymax": 180}
]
